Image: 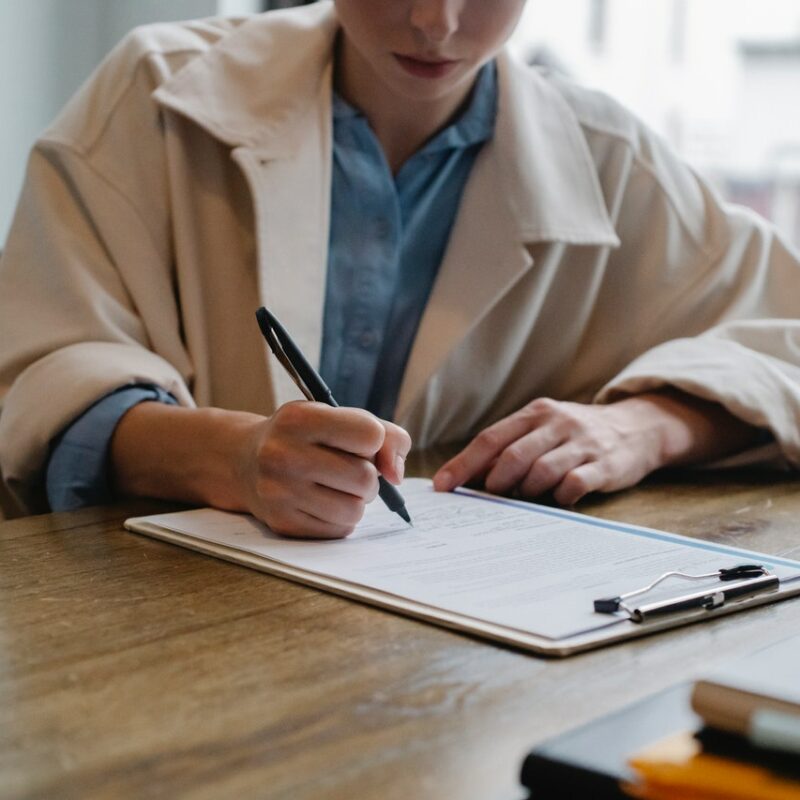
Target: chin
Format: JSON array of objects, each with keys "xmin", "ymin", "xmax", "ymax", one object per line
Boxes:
[{"xmin": 390, "ymin": 70, "xmax": 472, "ymax": 103}]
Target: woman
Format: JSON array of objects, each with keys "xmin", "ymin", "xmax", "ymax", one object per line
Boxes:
[{"xmin": 1, "ymin": 0, "xmax": 798, "ymax": 535}]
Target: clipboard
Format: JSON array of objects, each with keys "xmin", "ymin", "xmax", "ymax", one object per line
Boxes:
[{"xmin": 125, "ymin": 479, "xmax": 800, "ymax": 657}]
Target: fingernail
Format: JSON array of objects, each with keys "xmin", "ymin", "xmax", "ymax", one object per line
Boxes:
[
  {"xmin": 434, "ymin": 469, "xmax": 453, "ymax": 491},
  {"xmin": 394, "ymin": 454, "xmax": 405, "ymax": 483}
]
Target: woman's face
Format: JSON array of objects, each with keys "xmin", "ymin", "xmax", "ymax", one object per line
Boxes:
[{"xmin": 334, "ymin": 0, "xmax": 527, "ymax": 104}]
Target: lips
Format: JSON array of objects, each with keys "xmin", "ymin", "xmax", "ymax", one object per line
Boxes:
[{"xmin": 394, "ymin": 53, "xmax": 460, "ymax": 79}]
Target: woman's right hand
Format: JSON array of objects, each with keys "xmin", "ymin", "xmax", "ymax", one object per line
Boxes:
[
  {"xmin": 111, "ymin": 400, "xmax": 411, "ymax": 540},
  {"xmin": 235, "ymin": 401, "xmax": 411, "ymax": 538}
]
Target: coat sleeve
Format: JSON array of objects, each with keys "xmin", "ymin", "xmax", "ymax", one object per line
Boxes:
[
  {"xmin": 592, "ymin": 127, "xmax": 800, "ymax": 468},
  {"xmin": 0, "ymin": 36, "xmax": 197, "ymax": 513}
]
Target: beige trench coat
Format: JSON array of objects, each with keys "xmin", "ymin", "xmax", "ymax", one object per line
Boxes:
[{"xmin": 2, "ymin": 1, "xmax": 800, "ymax": 513}]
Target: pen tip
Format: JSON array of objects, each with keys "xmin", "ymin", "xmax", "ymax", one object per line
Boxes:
[{"xmin": 398, "ymin": 507, "xmax": 412, "ymax": 526}]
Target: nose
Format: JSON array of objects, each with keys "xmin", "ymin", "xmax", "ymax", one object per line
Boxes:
[{"xmin": 409, "ymin": 0, "xmax": 461, "ymax": 44}]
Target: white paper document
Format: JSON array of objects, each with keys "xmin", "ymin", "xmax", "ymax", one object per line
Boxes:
[{"xmin": 126, "ymin": 479, "xmax": 800, "ymax": 650}]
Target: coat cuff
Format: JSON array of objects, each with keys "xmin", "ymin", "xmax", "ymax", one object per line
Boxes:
[
  {"xmin": 595, "ymin": 337, "xmax": 800, "ymax": 467},
  {"xmin": 0, "ymin": 342, "xmax": 194, "ymax": 512}
]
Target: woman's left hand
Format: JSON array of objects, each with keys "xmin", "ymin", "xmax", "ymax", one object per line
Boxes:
[{"xmin": 432, "ymin": 392, "xmax": 762, "ymax": 506}]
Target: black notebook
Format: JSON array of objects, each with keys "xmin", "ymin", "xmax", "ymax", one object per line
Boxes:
[
  {"xmin": 520, "ymin": 681, "xmax": 800, "ymax": 798},
  {"xmin": 520, "ymin": 685, "xmax": 697, "ymax": 799}
]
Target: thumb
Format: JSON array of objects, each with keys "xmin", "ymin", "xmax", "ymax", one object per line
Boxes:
[{"xmin": 374, "ymin": 421, "xmax": 412, "ymax": 485}]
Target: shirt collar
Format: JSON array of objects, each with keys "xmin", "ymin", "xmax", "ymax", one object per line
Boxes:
[{"xmin": 332, "ymin": 61, "xmax": 497, "ymax": 154}]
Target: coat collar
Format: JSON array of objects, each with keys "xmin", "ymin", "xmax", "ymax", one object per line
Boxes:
[
  {"xmin": 154, "ymin": 2, "xmax": 621, "ymax": 422},
  {"xmin": 153, "ymin": 1, "xmax": 619, "ymax": 248},
  {"xmin": 493, "ymin": 52, "xmax": 620, "ymax": 247},
  {"xmin": 153, "ymin": 1, "xmax": 339, "ymax": 159}
]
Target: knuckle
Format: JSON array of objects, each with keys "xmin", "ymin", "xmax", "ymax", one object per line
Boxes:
[
  {"xmin": 556, "ymin": 412, "xmax": 583, "ymax": 437},
  {"xmin": 259, "ymin": 442, "xmax": 293, "ymax": 477},
  {"xmin": 533, "ymin": 459, "xmax": 560, "ymax": 485},
  {"xmin": 351, "ymin": 409, "xmax": 386, "ymax": 450},
  {"xmin": 528, "ymin": 397, "xmax": 558, "ymax": 415},
  {"xmin": 562, "ymin": 470, "xmax": 589, "ymax": 495},
  {"xmin": 475, "ymin": 426, "xmax": 504, "ymax": 452},
  {"xmin": 366, "ymin": 479, "xmax": 380, "ymax": 502},
  {"xmin": 265, "ymin": 508, "xmax": 297, "ymax": 537},
  {"xmin": 353, "ymin": 499, "xmax": 367, "ymax": 525},
  {"xmin": 500, "ymin": 443, "xmax": 529, "ymax": 471},
  {"xmin": 391, "ymin": 424, "xmax": 413, "ymax": 455},
  {"xmin": 353, "ymin": 460, "xmax": 379, "ymax": 498},
  {"xmin": 341, "ymin": 497, "xmax": 367, "ymax": 527},
  {"xmin": 359, "ymin": 461, "xmax": 378, "ymax": 500},
  {"xmin": 272, "ymin": 401, "xmax": 307, "ymax": 430}
]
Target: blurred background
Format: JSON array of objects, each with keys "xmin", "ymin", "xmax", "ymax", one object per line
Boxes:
[
  {"xmin": 512, "ymin": 0, "xmax": 800, "ymax": 250},
  {"xmin": 2, "ymin": 0, "xmax": 800, "ymax": 247}
]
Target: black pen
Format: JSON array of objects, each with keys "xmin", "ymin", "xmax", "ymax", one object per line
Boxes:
[{"xmin": 255, "ymin": 307, "xmax": 412, "ymax": 526}]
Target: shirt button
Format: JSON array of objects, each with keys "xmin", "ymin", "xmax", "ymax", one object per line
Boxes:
[
  {"xmin": 359, "ymin": 330, "xmax": 378, "ymax": 349},
  {"xmin": 374, "ymin": 218, "xmax": 392, "ymax": 239}
]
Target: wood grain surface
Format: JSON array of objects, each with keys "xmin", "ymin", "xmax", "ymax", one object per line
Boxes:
[{"xmin": 2, "ymin": 456, "xmax": 800, "ymax": 800}]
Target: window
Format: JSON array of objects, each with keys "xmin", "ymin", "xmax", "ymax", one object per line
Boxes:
[
  {"xmin": 669, "ymin": 0, "xmax": 687, "ymax": 63},
  {"xmin": 511, "ymin": 0, "xmax": 800, "ymax": 248},
  {"xmin": 588, "ymin": 0, "xmax": 608, "ymax": 53}
]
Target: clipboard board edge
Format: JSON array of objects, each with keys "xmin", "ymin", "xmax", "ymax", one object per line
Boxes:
[{"xmin": 124, "ymin": 517, "xmax": 800, "ymax": 658}]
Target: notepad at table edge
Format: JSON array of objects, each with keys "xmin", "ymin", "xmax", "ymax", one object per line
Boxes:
[{"xmin": 690, "ymin": 633, "xmax": 800, "ymax": 735}]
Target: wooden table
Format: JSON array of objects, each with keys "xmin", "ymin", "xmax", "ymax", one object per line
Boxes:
[{"xmin": 3, "ymin": 455, "xmax": 800, "ymax": 800}]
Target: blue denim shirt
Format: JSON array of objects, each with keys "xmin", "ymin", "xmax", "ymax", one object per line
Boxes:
[
  {"xmin": 46, "ymin": 384, "xmax": 178, "ymax": 511},
  {"xmin": 46, "ymin": 63, "xmax": 498, "ymax": 511},
  {"xmin": 320, "ymin": 62, "xmax": 497, "ymax": 419}
]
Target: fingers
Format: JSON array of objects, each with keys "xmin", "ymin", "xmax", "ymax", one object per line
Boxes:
[
  {"xmin": 251, "ymin": 402, "xmax": 413, "ymax": 539},
  {"xmin": 484, "ymin": 427, "xmax": 565, "ymax": 494},
  {"xmin": 266, "ymin": 483, "xmax": 371, "ymax": 539},
  {"xmin": 552, "ymin": 462, "xmax": 607, "ymax": 507},
  {"xmin": 271, "ymin": 403, "xmax": 412, "ymax": 484},
  {"xmin": 433, "ymin": 397, "xmax": 662, "ymax": 507},
  {"xmin": 271, "ymin": 402, "xmax": 387, "ymax": 459},
  {"xmin": 433, "ymin": 405, "xmax": 546, "ymax": 492},
  {"xmin": 254, "ymin": 455, "xmax": 378, "ymax": 539},
  {"xmin": 514, "ymin": 442, "xmax": 587, "ymax": 498},
  {"xmin": 516, "ymin": 443, "xmax": 607, "ymax": 505},
  {"xmin": 308, "ymin": 448, "xmax": 381, "ymax": 502}
]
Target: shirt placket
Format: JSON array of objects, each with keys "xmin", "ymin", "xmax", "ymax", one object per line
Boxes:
[{"xmin": 329, "ymin": 120, "xmax": 402, "ymax": 408}]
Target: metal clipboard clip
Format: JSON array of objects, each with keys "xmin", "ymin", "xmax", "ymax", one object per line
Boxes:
[{"xmin": 593, "ymin": 564, "xmax": 780, "ymax": 624}]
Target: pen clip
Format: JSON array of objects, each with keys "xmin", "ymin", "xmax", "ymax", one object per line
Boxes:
[
  {"xmin": 255, "ymin": 307, "xmax": 314, "ymax": 401},
  {"xmin": 256, "ymin": 307, "xmax": 338, "ymax": 406}
]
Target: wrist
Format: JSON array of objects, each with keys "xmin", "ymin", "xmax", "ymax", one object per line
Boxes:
[
  {"xmin": 193, "ymin": 408, "xmax": 265, "ymax": 511},
  {"xmin": 610, "ymin": 389, "xmax": 762, "ymax": 469},
  {"xmin": 614, "ymin": 393, "xmax": 699, "ymax": 468},
  {"xmin": 111, "ymin": 403, "xmax": 264, "ymax": 509}
]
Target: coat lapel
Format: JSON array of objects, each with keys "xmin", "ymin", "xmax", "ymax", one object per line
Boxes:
[
  {"xmin": 393, "ymin": 152, "xmax": 532, "ymax": 424},
  {"xmin": 234, "ymin": 96, "xmax": 332, "ymax": 408},
  {"xmin": 153, "ymin": 5, "xmax": 622, "ymax": 420},
  {"xmin": 394, "ymin": 54, "xmax": 620, "ymax": 424},
  {"xmin": 231, "ymin": 94, "xmax": 333, "ymax": 409},
  {"xmin": 154, "ymin": 3, "xmax": 339, "ymax": 408}
]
